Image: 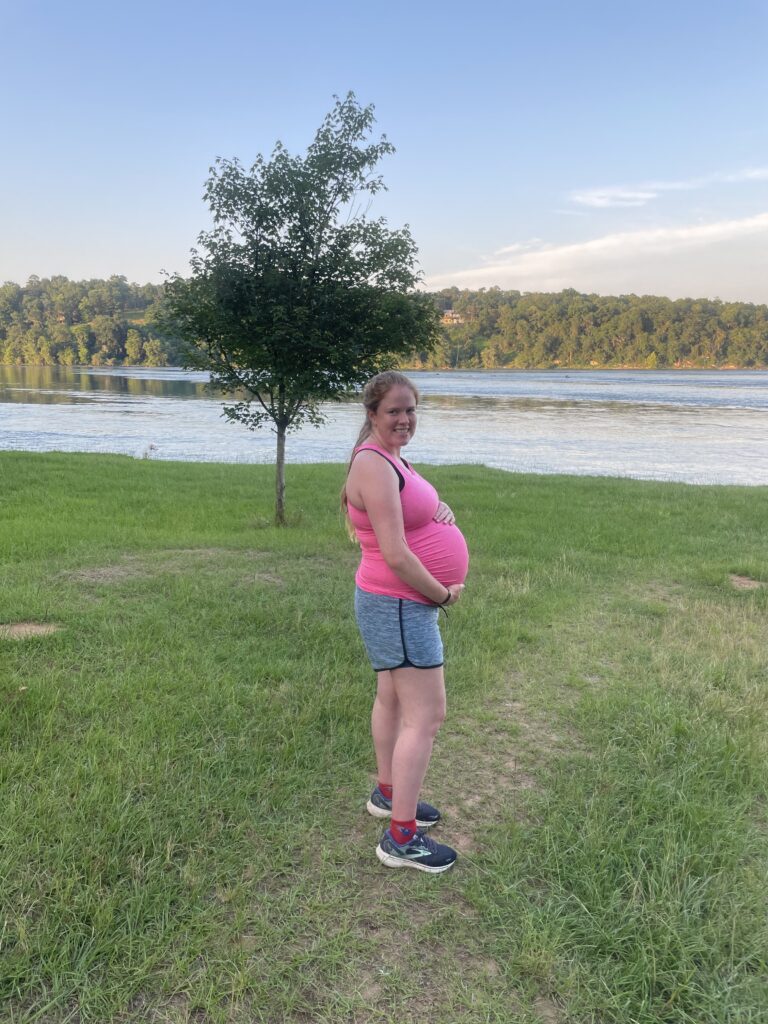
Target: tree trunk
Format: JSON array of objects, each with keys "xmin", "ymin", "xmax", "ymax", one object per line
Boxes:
[{"xmin": 275, "ymin": 423, "xmax": 286, "ymax": 526}]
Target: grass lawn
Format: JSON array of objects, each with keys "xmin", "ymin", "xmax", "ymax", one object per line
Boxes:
[{"xmin": 1, "ymin": 452, "xmax": 766, "ymax": 1024}]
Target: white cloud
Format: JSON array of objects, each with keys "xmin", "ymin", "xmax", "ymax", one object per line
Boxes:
[
  {"xmin": 425, "ymin": 212, "xmax": 768, "ymax": 301},
  {"xmin": 492, "ymin": 238, "xmax": 544, "ymax": 256},
  {"xmin": 722, "ymin": 167, "xmax": 768, "ymax": 183},
  {"xmin": 570, "ymin": 188, "xmax": 659, "ymax": 208},
  {"xmin": 570, "ymin": 166, "xmax": 768, "ymax": 208}
]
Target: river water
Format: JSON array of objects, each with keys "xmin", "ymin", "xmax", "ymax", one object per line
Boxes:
[{"xmin": 1, "ymin": 366, "xmax": 767, "ymax": 486}]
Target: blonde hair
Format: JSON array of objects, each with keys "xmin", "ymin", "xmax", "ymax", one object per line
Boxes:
[{"xmin": 341, "ymin": 371, "xmax": 419, "ymax": 540}]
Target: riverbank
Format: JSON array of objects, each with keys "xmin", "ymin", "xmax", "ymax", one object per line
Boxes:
[{"xmin": 2, "ymin": 453, "xmax": 767, "ymax": 1023}]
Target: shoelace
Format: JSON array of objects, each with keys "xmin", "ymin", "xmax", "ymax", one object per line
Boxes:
[{"xmin": 414, "ymin": 831, "xmax": 438, "ymax": 853}]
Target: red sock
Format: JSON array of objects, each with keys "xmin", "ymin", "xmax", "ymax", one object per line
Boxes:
[
  {"xmin": 390, "ymin": 818, "xmax": 417, "ymax": 845},
  {"xmin": 378, "ymin": 782, "xmax": 393, "ymax": 799}
]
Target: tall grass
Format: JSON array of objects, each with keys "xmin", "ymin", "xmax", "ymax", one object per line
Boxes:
[{"xmin": 1, "ymin": 452, "xmax": 766, "ymax": 1023}]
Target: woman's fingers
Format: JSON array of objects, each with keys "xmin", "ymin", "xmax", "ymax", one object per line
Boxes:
[{"xmin": 434, "ymin": 501, "xmax": 455, "ymax": 523}]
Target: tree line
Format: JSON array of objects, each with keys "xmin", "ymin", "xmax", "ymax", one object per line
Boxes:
[
  {"xmin": 423, "ymin": 288, "xmax": 768, "ymax": 368},
  {"xmin": 2, "ymin": 276, "xmax": 767, "ymax": 369},
  {"xmin": 0, "ymin": 275, "xmax": 181, "ymax": 366}
]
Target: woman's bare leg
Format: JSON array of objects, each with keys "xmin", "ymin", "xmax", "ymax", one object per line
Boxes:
[
  {"xmin": 389, "ymin": 666, "xmax": 446, "ymax": 822},
  {"xmin": 371, "ymin": 670, "xmax": 400, "ymax": 784}
]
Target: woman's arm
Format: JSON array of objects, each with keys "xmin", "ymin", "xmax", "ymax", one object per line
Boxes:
[{"xmin": 349, "ymin": 451, "xmax": 462, "ymax": 606}]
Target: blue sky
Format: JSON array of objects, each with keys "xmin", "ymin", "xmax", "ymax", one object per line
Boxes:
[{"xmin": 3, "ymin": 0, "xmax": 767, "ymax": 302}]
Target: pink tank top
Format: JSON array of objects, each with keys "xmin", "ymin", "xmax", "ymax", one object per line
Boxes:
[{"xmin": 348, "ymin": 444, "xmax": 469, "ymax": 604}]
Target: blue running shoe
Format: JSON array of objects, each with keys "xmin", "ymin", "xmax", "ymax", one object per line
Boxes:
[
  {"xmin": 366, "ymin": 786, "xmax": 441, "ymax": 828},
  {"xmin": 376, "ymin": 828, "xmax": 458, "ymax": 873}
]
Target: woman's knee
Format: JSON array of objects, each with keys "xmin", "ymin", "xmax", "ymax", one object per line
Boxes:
[
  {"xmin": 430, "ymin": 700, "xmax": 447, "ymax": 735},
  {"xmin": 392, "ymin": 665, "xmax": 446, "ymax": 735},
  {"xmin": 405, "ymin": 701, "xmax": 445, "ymax": 738}
]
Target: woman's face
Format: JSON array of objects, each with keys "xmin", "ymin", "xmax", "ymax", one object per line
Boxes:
[{"xmin": 369, "ymin": 385, "xmax": 418, "ymax": 452}]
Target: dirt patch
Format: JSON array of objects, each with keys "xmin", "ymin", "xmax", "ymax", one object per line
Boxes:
[
  {"xmin": 66, "ymin": 563, "xmax": 143, "ymax": 584},
  {"xmin": 159, "ymin": 547, "xmax": 231, "ymax": 557},
  {"xmin": 60, "ymin": 549, "xmax": 283, "ymax": 587},
  {"xmin": 0, "ymin": 622, "xmax": 61, "ymax": 639},
  {"xmin": 730, "ymin": 574, "xmax": 766, "ymax": 591},
  {"xmin": 252, "ymin": 572, "xmax": 284, "ymax": 585},
  {"xmin": 358, "ymin": 977, "xmax": 383, "ymax": 1001},
  {"xmin": 641, "ymin": 580, "xmax": 686, "ymax": 602},
  {"xmin": 534, "ymin": 994, "xmax": 563, "ymax": 1023}
]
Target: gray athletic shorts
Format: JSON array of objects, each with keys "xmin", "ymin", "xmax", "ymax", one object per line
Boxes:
[{"xmin": 354, "ymin": 586, "xmax": 444, "ymax": 672}]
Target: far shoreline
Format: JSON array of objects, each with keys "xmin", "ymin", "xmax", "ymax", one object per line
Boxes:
[{"xmin": 4, "ymin": 363, "xmax": 768, "ymax": 373}]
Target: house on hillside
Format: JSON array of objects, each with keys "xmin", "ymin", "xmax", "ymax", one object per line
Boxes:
[{"xmin": 440, "ymin": 309, "xmax": 465, "ymax": 325}]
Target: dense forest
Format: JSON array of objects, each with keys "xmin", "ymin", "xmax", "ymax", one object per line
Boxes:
[
  {"xmin": 0, "ymin": 277, "xmax": 179, "ymax": 367},
  {"xmin": 425, "ymin": 288, "xmax": 768, "ymax": 369},
  {"xmin": 2, "ymin": 276, "xmax": 767, "ymax": 369}
]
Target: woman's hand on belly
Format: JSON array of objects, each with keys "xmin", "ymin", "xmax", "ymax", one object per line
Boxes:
[{"xmin": 433, "ymin": 501, "xmax": 456, "ymax": 525}]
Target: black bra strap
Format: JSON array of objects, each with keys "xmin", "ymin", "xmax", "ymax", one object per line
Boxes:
[{"xmin": 355, "ymin": 446, "xmax": 405, "ymax": 491}]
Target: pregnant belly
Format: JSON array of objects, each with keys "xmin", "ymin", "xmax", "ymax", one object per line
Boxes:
[{"xmin": 407, "ymin": 521, "xmax": 469, "ymax": 586}]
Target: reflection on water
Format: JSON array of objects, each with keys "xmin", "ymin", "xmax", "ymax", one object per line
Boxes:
[
  {"xmin": 4, "ymin": 366, "xmax": 768, "ymax": 408},
  {"xmin": 1, "ymin": 366, "xmax": 767, "ymax": 486},
  {"xmin": 0, "ymin": 365, "xmax": 210, "ymax": 403}
]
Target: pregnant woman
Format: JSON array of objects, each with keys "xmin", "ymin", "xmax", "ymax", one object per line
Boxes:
[{"xmin": 342, "ymin": 371, "xmax": 469, "ymax": 873}]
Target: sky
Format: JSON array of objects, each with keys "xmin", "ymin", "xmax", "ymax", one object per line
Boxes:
[{"xmin": 2, "ymin": 0, "xmax": 767, "ymax": 303}]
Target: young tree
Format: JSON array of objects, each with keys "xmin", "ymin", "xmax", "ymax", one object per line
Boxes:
[{"xmin": 163, "ymin": 93, "xmax": 438, "ymax": 525}]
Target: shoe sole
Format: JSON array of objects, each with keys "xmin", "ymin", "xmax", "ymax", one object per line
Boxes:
[
  {"xmin": 375, "ymin": 844, "xmax": 456, "ymax": 873},
  {"xmin": 366, "ymin": 800, "xmax": 439, "ymax": 829}
]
